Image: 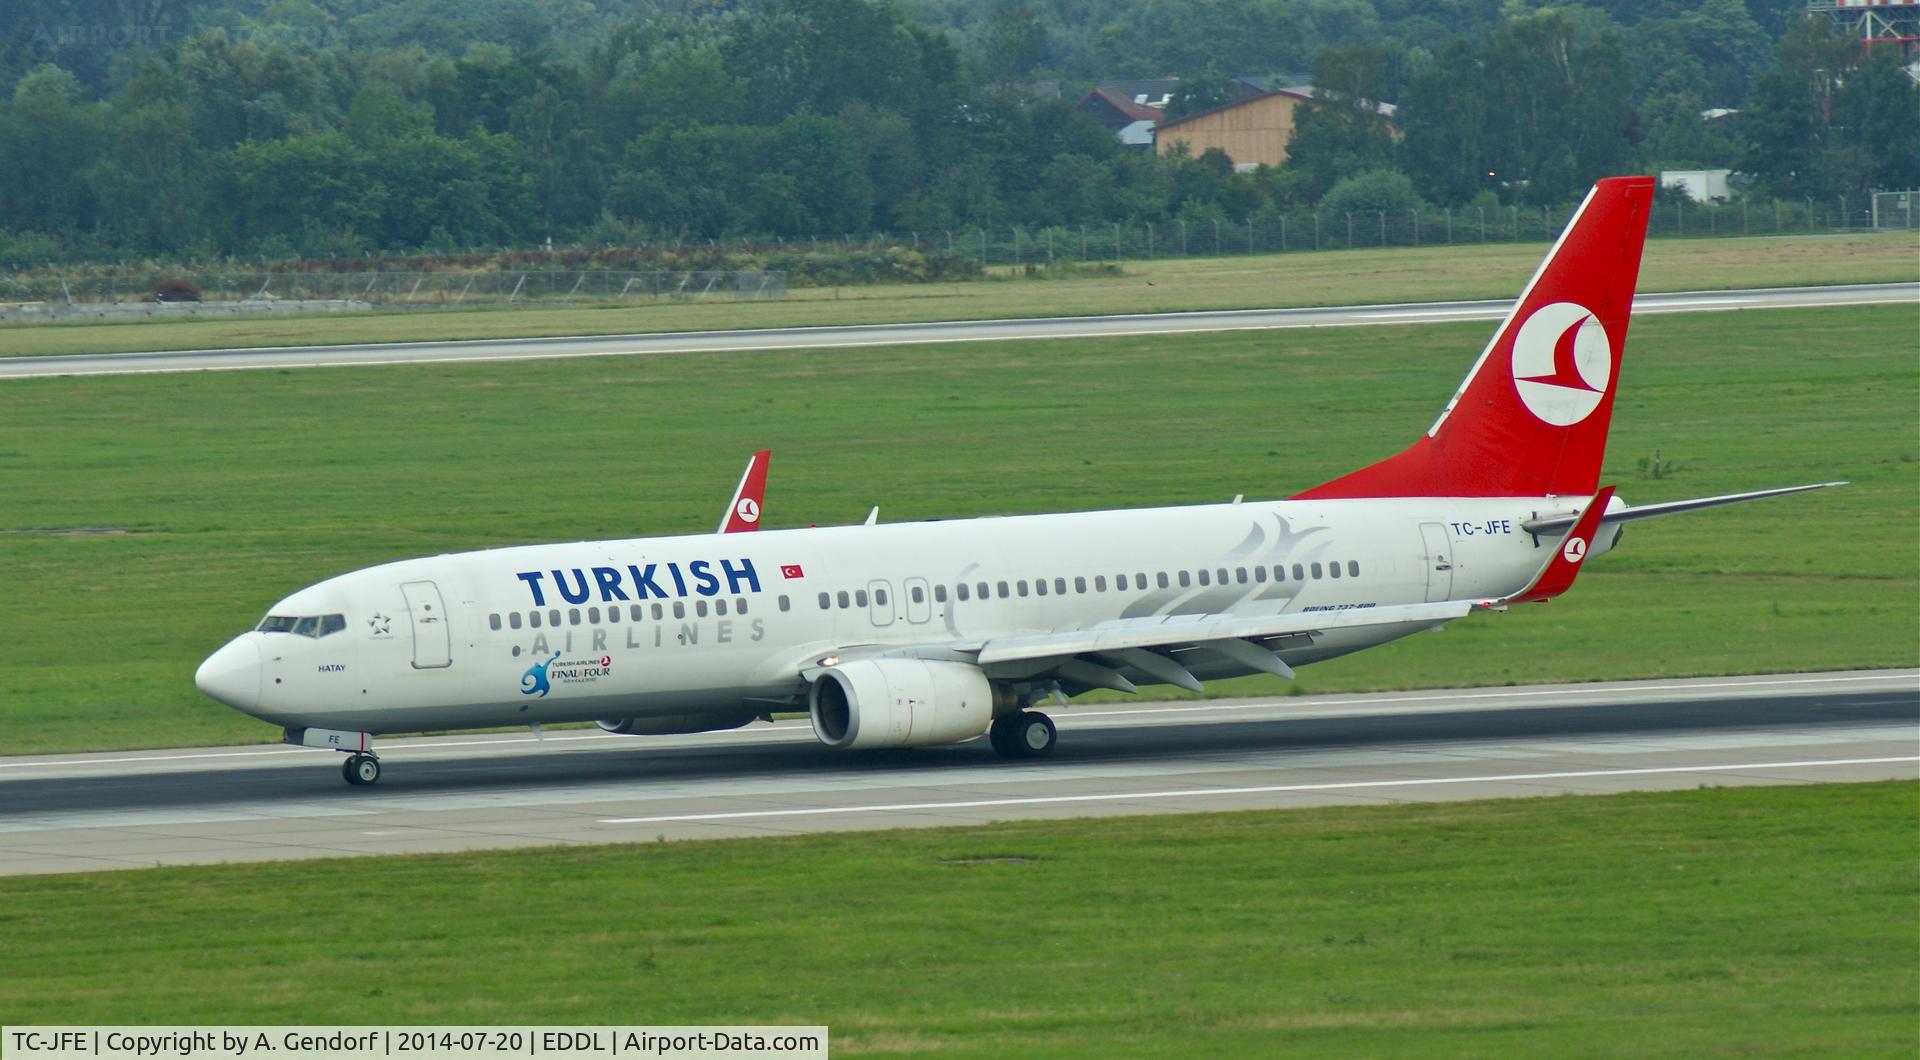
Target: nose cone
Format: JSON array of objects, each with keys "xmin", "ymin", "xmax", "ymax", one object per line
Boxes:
[{"xmin": 195, "ymin": 637, "xmax": 261, "ymax": 714}]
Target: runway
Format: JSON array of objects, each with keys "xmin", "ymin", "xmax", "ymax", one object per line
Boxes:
[
  {"xmin": 0, "ymin": 669, "xmax": 1912, "ymax": 876},
  {"xmin": 3, "ymin": 283, "xmax": 1912, "ymax": 379}
]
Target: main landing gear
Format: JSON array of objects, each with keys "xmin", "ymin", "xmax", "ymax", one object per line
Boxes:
[
  {"xmin": 341, "ymin": 752, "xmax": 382, "ymax": 786},
  {"xmin": 988, "ymin": 710, "xmax": 1057, "ymax": 759}
]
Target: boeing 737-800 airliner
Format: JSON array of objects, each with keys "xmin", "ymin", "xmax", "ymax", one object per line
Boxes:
[{"xmin": 195, "ymin": 176, "xmax": 1838, "ymax": 785}]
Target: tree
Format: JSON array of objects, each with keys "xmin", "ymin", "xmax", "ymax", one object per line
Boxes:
[
  {"xmin": 0, "ymin": 65, "xmax": 108, "ymax": 235},
  {"xmin": 1399, "ymin": 39, "xmax": 1490, "ymax": 206},
  {"xmin": 1318, "ymin": 168, "xmax": 1424, "ymax": 215},
  {"xmin": 981, "ymin": 5, "xmax": 1049, "ymax": 87},
  {"xmin": 1284, "ymin": 46, "xmax": 1399, "ymax": 202},
  {"xmin": 1162, "ymin": 67, "xmax": 1236, "ymax": 122},
  {"xmin": 1476, "ymin": 12, "xmax": 1635, "ymax": 204},
  {"xmin": 1829, "ymin": 48, "xmax": 1920, "ymax": 195},
  {"xmin": 1740, "ymin": 19, "xmax": 1856, "ymax": 199}
]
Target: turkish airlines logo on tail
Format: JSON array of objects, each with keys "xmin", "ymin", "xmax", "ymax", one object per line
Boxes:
[
  {"xmin": 1511, "ymin": 301, "xmax": 1611, "ymax": 426},
  {"xmin": 734, "ymin": 497, "xmax": 760, "ymax": 524}
]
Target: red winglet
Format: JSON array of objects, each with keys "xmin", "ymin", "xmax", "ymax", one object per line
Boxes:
[
  {"xmin": 719, "ymin": 449, "xmax": 771, "ymax": 533},
  {"xmin": 1507, "ymin": 486, "xmax": 1615, "ymax": 603}
]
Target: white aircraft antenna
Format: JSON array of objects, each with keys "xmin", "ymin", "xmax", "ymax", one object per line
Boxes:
[
  {"xmin": 864, "ymin": 507, "xmax": 879, "ymax": 526},
  {"xmin": 529, "ymin": 722, "xmax": 544, "ymax": 741},
  {"xmin": 1232, "ymin": 494, "xmax": 1243, "ymax": 504}
]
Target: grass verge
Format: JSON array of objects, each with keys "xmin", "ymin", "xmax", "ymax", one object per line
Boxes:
[
  {"xmin": 0, "ymin": 302, "xmax": 1914, "ymax": 754},
  {"xmin": 1, "ymin": 232, "xmax": 1913, "ymax": 358},
  {"xmin": 1, "ymin": 781, "xmax": 1913, "ymax": 1054}
]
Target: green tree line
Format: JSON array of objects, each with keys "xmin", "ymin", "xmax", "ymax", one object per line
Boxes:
[{"xmin": 0, "ymin": 0, "xmax": 1912, "ymax": 263}]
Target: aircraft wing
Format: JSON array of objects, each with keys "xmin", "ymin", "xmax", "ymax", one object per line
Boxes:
[
  {"xmin": 1520, "ymin": 481, "xmax": 1844, "ymax": 535},
  {"xmin": 849, "ymin": 489, "xmax": 1618, "ymax": 696}
]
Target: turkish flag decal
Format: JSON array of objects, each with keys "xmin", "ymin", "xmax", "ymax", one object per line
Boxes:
[{"xmin": 781, "ymin": 564, "xmax": 805, "ymax": 579}]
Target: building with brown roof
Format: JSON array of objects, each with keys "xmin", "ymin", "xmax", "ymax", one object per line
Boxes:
[{"xmin": 1153, "ymin": 88, "xmax": 1396, "ymax": 170}]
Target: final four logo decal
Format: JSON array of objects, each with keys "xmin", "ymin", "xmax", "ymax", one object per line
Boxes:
[{"xmin": 1510, "ymin": 301, "xmax": 1611, "ymax": 426}]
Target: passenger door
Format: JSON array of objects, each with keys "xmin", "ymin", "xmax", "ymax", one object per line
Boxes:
[{"xmin": 400, "ymin": 580, "xmax": 452, "ymax": 668}]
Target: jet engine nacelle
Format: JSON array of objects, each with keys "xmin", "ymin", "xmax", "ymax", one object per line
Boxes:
[
  {"xmin": 808, "ymin": 659, "xmax": 1011, "ymax": 750},
  {"xmin": 597, "ymin": 712, "xmax": 757, "ymax": 736}
]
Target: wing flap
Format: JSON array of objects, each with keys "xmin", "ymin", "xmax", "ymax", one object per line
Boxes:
[{"xmin": 975, "ymin": 599, "xmax": 1477, "ymax": 667}]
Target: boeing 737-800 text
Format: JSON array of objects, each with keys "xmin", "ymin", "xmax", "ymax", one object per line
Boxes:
[{"xmin": 194, "ymin": 176, "xmax": 1839, "ymax": 785}]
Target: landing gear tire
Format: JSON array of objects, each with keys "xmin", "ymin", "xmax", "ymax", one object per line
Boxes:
[
  {"xmin": 988, "ymin": 715, "xmax": 1019, "ymax": 758},
  {"xmin": 1014, "ymin": 711, "xmax": 1057, "ymax": 758},
  {"xmin": 990, "ymin": 711, "xmax": 1056, "ymax": 759},
  {"xmin": 342, "ymin": 753, "xmax": 381, "ymax": 786}
]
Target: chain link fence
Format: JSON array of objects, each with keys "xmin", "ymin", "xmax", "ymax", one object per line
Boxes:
[{"xmin": 932, "ymin": 195, "xmax": 1909, "ymax": 267}]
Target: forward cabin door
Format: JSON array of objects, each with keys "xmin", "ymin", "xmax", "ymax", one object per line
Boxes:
[
  {"xmin": 1418, "ymin": 523, "xmax": 1455, "ymax": 602},
  {"xmin": 400, "ymin": 580, "xmax": 452, "ymax": 668}
]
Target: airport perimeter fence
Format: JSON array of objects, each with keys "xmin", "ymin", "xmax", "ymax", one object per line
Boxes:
[
  {"xmin": 939, "ymin": 194, "xmax": 1912, "ymax": 268},
  {"xmin": 0, "ymin": 268, "xmax": 788, "ymax": 311}
]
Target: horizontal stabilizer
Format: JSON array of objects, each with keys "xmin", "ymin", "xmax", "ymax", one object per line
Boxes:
[{"xmin": 1520, "ymin": 481, "xmax": 1845, "ymax": 534}]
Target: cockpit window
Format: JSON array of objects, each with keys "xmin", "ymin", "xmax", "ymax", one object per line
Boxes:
[{"xmin": 258, "ymin": 613, "xmax": 347, "ymax": 638}]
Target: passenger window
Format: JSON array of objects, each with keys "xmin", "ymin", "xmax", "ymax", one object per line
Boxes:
[
  {"xmin": 509, "ymin": 612, "xmax": 523, "ymax": 629},
  {"xmin": 1178, "ymin": 571, "xmax": 1191, "ymax": 587},
  {"xmin": 1329, "ymin": 562, "xmax": 1342, "ymax": 579},
  {"xmin": 856, "ymin": 589, "xmax": 869, "ymax": 607},
  {"xmin": 1253, "ymin": 566, "xmax": 1267, "ymax": 583},
  {"xmin": 874, "ymin": 588, "xmax": 887, "ymax": 605},
  {"xmin": 1157, "ymin": 572, "xmax": 1170, "ymax": 589},
  {"xmin": 1236, "ymin": 567, "xmax": 1248, "ymax": 584},
  {"xmin": 587, "ymin": 607, "xmax": 600, "ymax": 623},
  {"xmin": 911, "ymin": 585, "xmax": 924, "ymax": 603},
  {"xmin": 1054, "ymin": 577, "xmax": 1067, "ymax": 594},
  {"xmin": 1075, "ymin": 576, "xmax": 1087, "ymax": 593},
  {"xmin": 1195, "ymin": 569, "xmax": 1207, "ymax": 586},
  {"xmin": 1094, "ymin": 575, "xmax": 1107, "ymax": 592},
  {"xmin": 934, "ymin": 585, "xmax": 948, "ymax": 603},
  {"xmin": 530, "ymin": 610, "xmax": 543, "ymax": 629},
  {"xmin": 489, "ymin": 614, "xmax": 501, "ymax": 631},
  {"xmin": 997, "ymin": 581, "xmax": 1010, "ymax": 598},
  {"xmin": 978, "ymin": 582, "xmax": 990, "ymax": 600},
  {"xmin": 780, "ymin": 595, "xmax": 792, "ymax": 612},
  {"xmin": 1217, "ymin": 567, "xmax": 1229, "ymax": 584},
  {"xmin": 1348, "ymin": 561, "xmax": 1360, "ymax": 577},
  {"xmin": 737, "ymin": 598, "xmax": 748, "ymax": 615},
  {"xmin": 696, "ymin": 599, "xmax": 709, "ymax": 617},
  {"xmin": 631, "ymin": 605, "xmax": 644, "ymax": 621},
  {"xmin": 548, "ymin": 609, "xmax": 561, "ymax": 627},
  {"xmin": 651, "ymin": 603, "xmax": 665, "ymax": 620},
  {"xmin": 957, "ymin": 583, "xmax": 971, "ymax": 602},
  {"xmin": 1017, "ymin": 580, "xmax": 1029, "ymax": 597},
  {"xmin": 1292, "ymin": 564, "xmax": 1305, "ymax": 581},
  {"xmin": 673, "ymin": 601, "xmax": 686, "ymax": 619},
  {"xmin": 1136, "ymin": 573, "xmax": 1148, "ymax": 590},
  {"xmin": 1035, "ymin": 579, "xmax": 1048, "ymax": 597},
  {"xmin": 715, "ymin": 599, "xmax": 728, "ymax": 616},
  {"xmin": 1311, "ymin": 562, "xmax": 1323, "ymax": 579},
  {"xmin": 837, "ymin": 591, "xmax": 850, "ymax": 608},
  {"xmin": 569, "ymin": 608, "xmax": 581, "ymax": 625}
]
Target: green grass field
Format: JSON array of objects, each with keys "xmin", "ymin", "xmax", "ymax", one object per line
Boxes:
[
  {"xmin": 1, "ymin": 232, "xmax": 1913, "ymax": 357},
  {"xmin": 3, "ymin": 782, "xmax": 1913, "ymax": 1054},
  {"xmin": 1, "ymin": 302, "xmax": 1914, "ymax": 754}
]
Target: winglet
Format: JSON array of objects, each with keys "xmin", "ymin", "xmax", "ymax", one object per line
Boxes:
[
  {"xmin": 718, "ymin": 449, "xmax": 771, "ymax": 533},
  {"xmin": 1500, "ymin": 486, "xmax": 1616, "ymax": 604}
]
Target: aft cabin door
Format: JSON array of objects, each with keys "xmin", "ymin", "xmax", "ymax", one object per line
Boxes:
[
  {"xmin": 1418, "ymin": 523, "xmax": 1454, "ymax": 602},
  {"xmin": 400, "ymin": 580, "xmax": 452, "ymax": 669}
]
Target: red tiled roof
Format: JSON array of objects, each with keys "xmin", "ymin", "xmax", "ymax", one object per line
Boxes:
[{"xmin": 1074, "ymin": 87, "xmax": 1164, "ymax": 121}]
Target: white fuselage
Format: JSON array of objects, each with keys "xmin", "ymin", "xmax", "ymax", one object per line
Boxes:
[{"xmin": 213, "ymin": 496, "xmax": 1578, "ymax": 735}]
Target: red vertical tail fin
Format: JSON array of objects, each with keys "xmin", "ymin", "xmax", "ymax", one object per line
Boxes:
[{"xmin": 1295, "ymin": 176, "xmax": 1655, "ymax": 500}]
